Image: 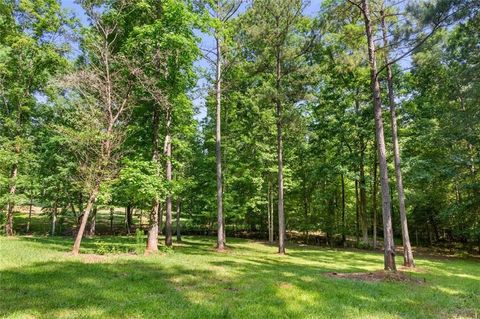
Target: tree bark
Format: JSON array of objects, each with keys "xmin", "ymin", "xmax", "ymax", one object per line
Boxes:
[
  {"xmin": 341, "ymin": 174, "xmax": 346, "ymax": 247},
  {"xmin": 267, "ymin": 180, "xmax": 274, "ymax": 243},
  {"xmin": 215, "ymin": 27, "xmax": 225, "ymax": 251},
  {"xmin": 147, "ymin": 199, "xmax": 160, "ymax": 252},
  {"xmin": 355, "ymin": 179, "xmax": 360, "ymax": 244},
  {"xmin": 355, "ymin": 98, "xmax": 368, "ymax": 244},
  {"xmin": 51, "ymin": 201, "xmax": 57, "ymax": 236},
  {"xmin": 164, "ymin": 108, "xmax": 173, "ymax": 247},
  {"xmin": 109, "ymin": 207, "xmax": 114, "ymax": 234},
  {"xmin": 372, "ymin": 146, "xmax": 378, "ymax": 249},
  {"xmin": 89, "ymin": 205, "xmax": 97, "ymax": 236},
  {"xmin": 275, "ymin": 32, "xmax": 286, "ymax": 254},
  {"xmin": 159, "ymin": 202, "xmax": 163, "ymax": 235},
  {"xmin": 72, "ymin": 184, "xmax": 100, "ymax": 255},
  {"xmin": 176, "ymin": 199, "xmax": 182, "ymax": 242},
  {"xmin": 125, "ymin": 205, "xmax": 132, "ymax": 235},
  {"xmin": 360, "ymin": 0, "xmax": 396, "ymax": 271},
  {"xmin": 147, "ymin": 105, "xmax": 161, "ymax": 252},
  {"xmin": 381, "ymin": 11, "xmax": 415, "ymax": 267},
  {"xmin": 360, "ymin": 154, "xmax": 369, "ymax": 243}
]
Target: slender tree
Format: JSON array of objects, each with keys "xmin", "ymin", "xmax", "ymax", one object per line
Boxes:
[
  {"xmin": 380, "ymin": 8, "xmax": 415, "ymax": 267},
  {"xmin": 203, "ymin": 0, "xmax": 243, "ymax": 251},
  {"xmin": 350, "ymin": 0, "xmax": 397, "ymax": 270},
  {"xmin": 245, "ymin": 0, "xmax": 315, "ymax": 254}
]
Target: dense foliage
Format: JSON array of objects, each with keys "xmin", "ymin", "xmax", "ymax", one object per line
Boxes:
[{"xmin": 1, "ymin": 0, "xmax": 479, "ymax": 261}]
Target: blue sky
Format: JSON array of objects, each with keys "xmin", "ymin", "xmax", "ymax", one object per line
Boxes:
[{"xmin": 60, "ymin": 0, "xmax": 323, "ymax": 120}]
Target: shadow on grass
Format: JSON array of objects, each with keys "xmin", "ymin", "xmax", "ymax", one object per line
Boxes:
[
  {"xmin": 0, "ymin": 260, "xmax": 230, "ymax": 319},
  {"xmin": 4, "ymin": 236, "xmax": 479, "ymax": 319}
]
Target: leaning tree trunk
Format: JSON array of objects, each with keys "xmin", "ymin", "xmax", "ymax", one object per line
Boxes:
[
  {"xmin": 215, "ymin": 31, "xmax": 225, "ymax": 251},
  {"xmin": 72, "ymin": 184, "xmax": 100, "ymax": 255},
  {"xmin": 275, "ymin": 47, "xmax": 286, "ymax": 255},
  {"xmin": 361, "ymin": 0, "xmax": 396, "ymax": 271},
  {"xmin": 164, "ymin": 108, "xmax": 173, "ymax": 247},
  {"xmin": 381, "ymin": 12, "xmax": 415, "ymax": 268}
]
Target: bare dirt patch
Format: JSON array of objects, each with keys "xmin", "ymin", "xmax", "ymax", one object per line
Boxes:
[{"xmin": 326, "ymin": 270, "xmax": 425, "ymax": 284}]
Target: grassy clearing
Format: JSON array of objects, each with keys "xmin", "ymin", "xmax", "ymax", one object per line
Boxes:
[{"xmin": 0, "ymin": 236, "xmax": 479, "ymax": 319}]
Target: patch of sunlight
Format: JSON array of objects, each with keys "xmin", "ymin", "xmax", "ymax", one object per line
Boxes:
[
  {"xmin": 355, "ymin": 312, "xmax": 403, "ymax": 319},
  {"xmin": 299, "ymin": 275, "xmax": 315, "ymax": 283},
  {"xmin": 58, "ymin": 307, "xmax": 106, "ymax": 319},
  {"xmin": 275, "ymin": 282, "xmax": 317, "ymax": 312},
  {"xmin": 78, "ymin": 277, "xmax": 100, "ymax": 285},
  {"xmin": 9, "ymin": 312, "xmax": 39, "ymax": 319},
  {"xmin": 434, "ymin": 285, "xmax": 464, "ymax": 295},
  {"xmin": 453, "ymin": 273, "xmax": 480, "ymax": 281}
]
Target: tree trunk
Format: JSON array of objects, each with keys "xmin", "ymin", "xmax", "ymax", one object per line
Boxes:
[
  {"xmin": 361, "ymin": 0, "xmax": 396, "ymax": 271},
  {"xmin": 372, "ymin": 147, "xmax": 378, "ymax": 249},
  {"xmin": 355, "ymin": 97, "xmax": 368, "ymax": 244},
  {"xmin": 109, "ymin": 207, "xmax": 114, "ymax": 234},
  {"xmin": 355, "ymin": 180, "xmax": 360, "ymax": 244},
  {"xmin": 147, "ymin": 105, "xmax": 161, "ymax": 253},
  {"xmin": 360, "ymin": 155, "xmax": 369, "ymax": 244},
  {"xmin": 72, "ymin": 184, "xmax": 100, "ymax": 255},
  {"xmin": 215, "ymin": 30, "xmax": 225, "ymax": 251},
  {"xmin": 147, "ymin": 199, "xmax": 160, "ymax": 252},
  {"xmin": 381, "ymin": 11, "xmax": 415, "ymax": 267},
  {"xmin": 127, "ymin": 206, "xmax": 133, "ymax": 229},
  {"xmin": 165, "ymin": 108, "xmax": 173, "ymax": 247},
  {"xmin": 341, "ymin": 174, "xmax": 346, "ymax": 247},
  {"xmin": 267, "ymin": 181, "xmax": 271, "ymax": 243},
  {"xmin": 176, "ymin": 199, "xmax": 182, "ymax": 242},
  {"xmin": 269, "ymin": 181, "xmax": 275, "ymax": 243},
  {"xmin": 275, "ymin": 43, "xmax": 286, "ymax": 255},
  {"xmin": 125, "ymin": 205, "xmax": 132, "ymax": 235},
  {"xmin": 5, "ymin": 163, "xmax": 18, "ymax": 236},
  {"xmin": 51, "ymin": 201, "xmax": 57, "ymax": 236},
  {"xmin": 302, "ymin": 182, "xmax": 309, "ymax": 243},
  {"xmin": 267, "ymin": 182, "xmax": 271, "ymax": 241},
  {"xmin": 159, "ymin": 202, "xmax": 164, "ymax": 235},
  {"xmin": 89, "ymin": 205, "xmax": 97, "ymax": 236},
  {"xmin": 27, "ymin": 194, "xmax": 33, "ymax": 233}
]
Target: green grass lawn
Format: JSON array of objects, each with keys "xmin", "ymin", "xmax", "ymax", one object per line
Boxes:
[{"xmin": 0, "ymin": 236, "xmax": 478, "ymax": 319}]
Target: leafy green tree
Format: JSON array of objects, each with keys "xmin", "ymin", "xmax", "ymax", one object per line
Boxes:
[{"xmin": 0, "ymin": 0, "xmax": 70, "ymax": 236}]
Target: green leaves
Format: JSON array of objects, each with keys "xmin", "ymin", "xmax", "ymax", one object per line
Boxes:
[{"xmin": 112, "ymin": 159, "xmax": 166, "ymax": 207}]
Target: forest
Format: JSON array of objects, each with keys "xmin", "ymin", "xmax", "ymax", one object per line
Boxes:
[{"xmin": 0, "ymin": 0, "xmax": 479, "ymax": 318}]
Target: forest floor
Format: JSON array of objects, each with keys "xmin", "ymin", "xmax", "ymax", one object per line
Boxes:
[{"xmin": 1, "ymin": 235, "xmax": 479, "ymax": 319}]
